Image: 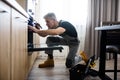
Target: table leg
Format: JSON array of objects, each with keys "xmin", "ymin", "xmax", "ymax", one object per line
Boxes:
[{"xmin": 99, "ymin": 31, "xmax": 106, "ymax": 79}]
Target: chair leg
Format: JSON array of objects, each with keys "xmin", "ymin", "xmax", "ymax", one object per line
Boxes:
[{"xmin": 114, "ymin": 53, "xmax": 117, "ymax": 80}]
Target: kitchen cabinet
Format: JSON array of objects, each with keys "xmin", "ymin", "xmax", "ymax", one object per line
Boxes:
[
  {"xmin": 11, "ymin": 8, "xmax": 28, "ymax": 80},
  {"xmin": 0, "ymin": 1, "xmax": 11, "ymax": 80},
  {"xmin": 0, "ymin": 1, "xmax": 40, "ymax": 80}
]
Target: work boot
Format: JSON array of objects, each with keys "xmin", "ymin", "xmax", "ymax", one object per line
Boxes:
[
  {"xmin": 65, "ymin": 59, "xmax": 73, "ymax": 68},
  {"xmin": 80, "ymin": 51, "xmax": 88, "ymax": 63},
  {"xmin": 38, "ymin": 58, "xmax": 54, "ymax": 68}
]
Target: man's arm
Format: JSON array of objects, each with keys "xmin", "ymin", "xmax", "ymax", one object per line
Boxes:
[{"xmin": 28, "ymin": 26, "xmax": 66, "ymax": 37}]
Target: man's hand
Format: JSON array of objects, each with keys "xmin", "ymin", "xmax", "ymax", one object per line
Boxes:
[
  {"xmin": 28, "ymin": 25, "xmax": 47, "ymax": 37},
  {"xmin": 34, "ymin": 23, "xmax": 42, "ymax": 29},
  {"xmin": 28, "ymin": 25, "xmax": 39, "ymax": 33}
]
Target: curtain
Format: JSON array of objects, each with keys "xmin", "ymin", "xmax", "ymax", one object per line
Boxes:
[{"xmin": 84, "ymin": 0, "xmax": 119, "ymax": 58}]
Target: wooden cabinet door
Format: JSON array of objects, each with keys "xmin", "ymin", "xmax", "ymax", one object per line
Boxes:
[
  {"xmin": 11, "ymin": 8, "xmax": 28, "ymax": 80},
  {"xmin": 0, "ymin": 1, "xmax": 11, "ymax": 80}
]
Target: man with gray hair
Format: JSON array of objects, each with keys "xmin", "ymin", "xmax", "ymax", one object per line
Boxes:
[{"xmin": 28, "ymin": 13, "xmax": 80, "ymax": 68}]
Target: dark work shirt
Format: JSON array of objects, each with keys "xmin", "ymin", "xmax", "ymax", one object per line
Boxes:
[{"xmin": 58, "ymin": 20, "xmax": 78, "ymax": 38}]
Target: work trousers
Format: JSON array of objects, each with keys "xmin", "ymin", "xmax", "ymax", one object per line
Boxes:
[{"xmin": 45, "ymin": 35, "xmax": 80, "ymax": 65}]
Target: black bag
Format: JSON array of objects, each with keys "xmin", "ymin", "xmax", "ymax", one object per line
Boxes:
[
  {"xmin": 69, "ymin": 55, "xmax": 98, "ymax": 80},
  {"xmin": 69, "ymin": 64, "xmax": 86, "ymax": 80}
]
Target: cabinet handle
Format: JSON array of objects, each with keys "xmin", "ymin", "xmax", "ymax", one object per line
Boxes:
[
  {"xmin": 0, "ymin": 10, "xmax": 7, "ymax": 13},
  {"xmin": 15, "ymin": 17, "xmax": 20, "ymax": 19}
]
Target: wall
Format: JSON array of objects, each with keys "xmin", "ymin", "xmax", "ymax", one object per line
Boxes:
[{"xmin": 16, "ymin": 0, "xmax": 27, "ymax": 10}]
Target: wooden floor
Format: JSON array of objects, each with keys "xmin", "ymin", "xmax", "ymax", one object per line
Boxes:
[{"xmin": 27, "ymin": 54, "xmax": 120, "ymax": 80}]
